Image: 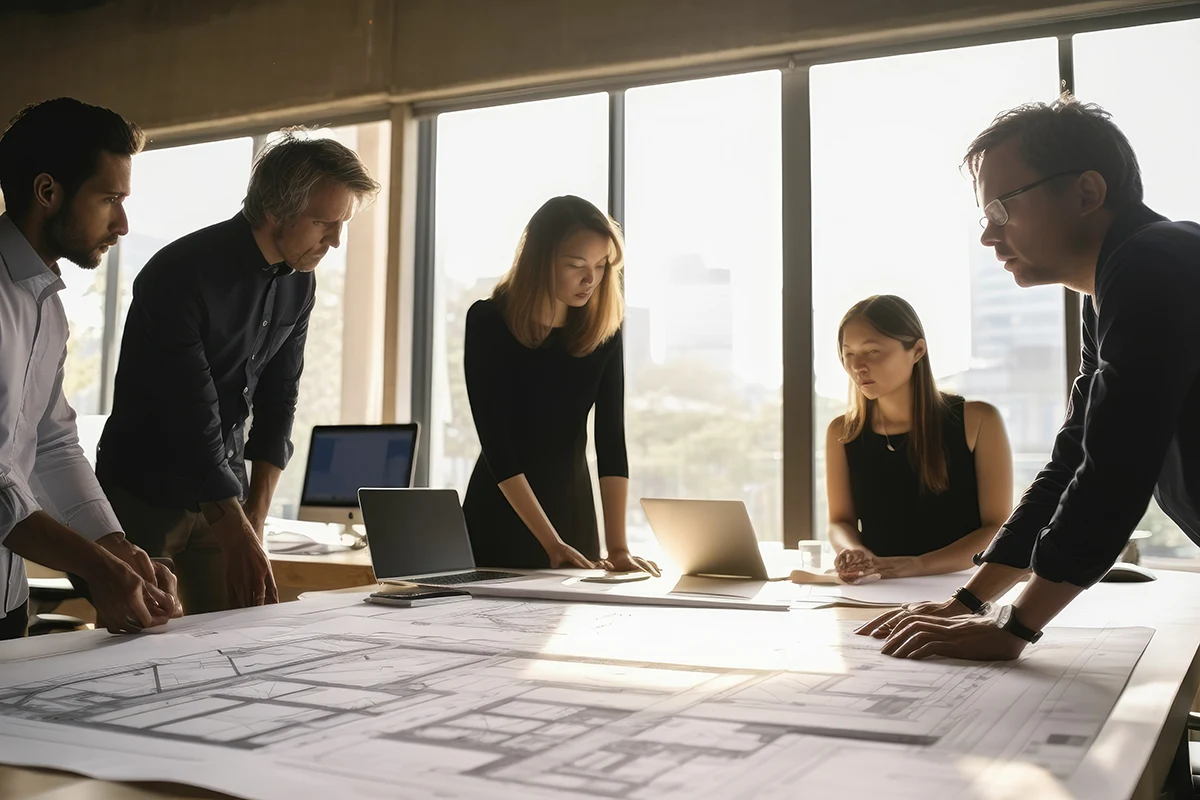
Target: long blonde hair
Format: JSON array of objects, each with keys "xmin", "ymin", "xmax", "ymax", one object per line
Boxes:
[
  {"xmin": 493, "ymin": 195, "xmax": 625, "ymax": 356},
  {"xmin": 838, "ymin": 295, "xmax": 950, "ymax": 494}
]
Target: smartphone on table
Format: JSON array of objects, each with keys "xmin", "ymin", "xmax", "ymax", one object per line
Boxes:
[
  {"xmin": 579, "ymin": 572, "xmax": 652, "ymax": 584},
  {"xmin": 365, "ymin": 586, "xmax": 471, "ymax": 607}
]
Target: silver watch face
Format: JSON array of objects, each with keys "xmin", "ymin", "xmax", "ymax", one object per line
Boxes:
[{"xmin": 996, "ymin": 604, "xmax": 1011, "ymax": 628}]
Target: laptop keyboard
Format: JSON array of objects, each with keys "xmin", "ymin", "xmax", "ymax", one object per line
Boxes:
[{"xmin": 413, "ymin": 570, "xmax": 526, "ymax": 585}]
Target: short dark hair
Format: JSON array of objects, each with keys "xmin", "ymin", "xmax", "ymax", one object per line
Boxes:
[
  {"xmin": 964, "ymin": 93, "xmax": 1143, "ymax": 210},
  {"xmin": 0, "ymin": 97, "xmax": 145, "ymax": 220},
  {"xmin": 242, "ymin": 129, "xmax": 380, "ymax": 227}
]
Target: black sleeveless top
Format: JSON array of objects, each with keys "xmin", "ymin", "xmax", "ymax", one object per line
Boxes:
[{"xmin": 844, "ymin": 395, "xmax": 981, "ymax": 558}]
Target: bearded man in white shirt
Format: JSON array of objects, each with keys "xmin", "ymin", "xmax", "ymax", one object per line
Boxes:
[{"xmin": 0, "ymin": 97, "xmax": 182, "ymax": 639}]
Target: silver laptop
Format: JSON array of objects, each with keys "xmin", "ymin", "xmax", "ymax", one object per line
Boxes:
[
  {"xmin": 357, "ymin": 488, "xmax": 525, "ymax": 586},
  {"xmin": 640, "ymin": 498, "xmax": 790, "ymax": 580}
]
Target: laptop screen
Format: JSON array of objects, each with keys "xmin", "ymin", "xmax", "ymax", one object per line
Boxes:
[
  {"xmin": 301, "ymin": 425, "xmax": 418, "ymax": 507},
  {"xmin": 357, "ymin": 489, "xmax": 476, "ymax": 580}
]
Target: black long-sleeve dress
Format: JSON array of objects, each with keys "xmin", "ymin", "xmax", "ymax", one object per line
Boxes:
[{"xmin": 461, "ymin": 298, "xmax": 628, "ymax": 568}]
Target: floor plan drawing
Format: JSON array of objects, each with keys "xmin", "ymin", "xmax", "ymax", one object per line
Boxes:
[{"xmin": 0, "ymin": 595, "xmax": 1151, "ymax": 800}]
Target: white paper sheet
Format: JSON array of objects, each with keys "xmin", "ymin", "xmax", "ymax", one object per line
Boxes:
[{"xmin": 0, "ymin": 593, "xmax": 1149, "ymax": 800}]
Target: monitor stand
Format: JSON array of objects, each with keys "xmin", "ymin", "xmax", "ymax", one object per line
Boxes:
[{"xmin": 337, "ymin": 522, "xmax": 368, "ymax": 549}]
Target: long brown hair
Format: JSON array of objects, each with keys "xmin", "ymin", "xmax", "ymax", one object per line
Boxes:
[
  {"xmin": 493, "ymin": 195, "xmax": 625, "ymax": 356},
  {"xmin": 837, "ymin": 295, "xmax": 950, "ymax": 494}
]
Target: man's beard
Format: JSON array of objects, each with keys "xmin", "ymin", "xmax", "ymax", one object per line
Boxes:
[{"xmin": 45, "ymin": 208, "xmax": 108, "ymax": 269}]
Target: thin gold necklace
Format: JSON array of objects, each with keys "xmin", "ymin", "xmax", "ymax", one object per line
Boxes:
[{"xmin": 878, "ymin": 407, "xmax": 897, "ymax": 452}]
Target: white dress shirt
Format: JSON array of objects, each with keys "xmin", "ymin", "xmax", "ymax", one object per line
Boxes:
[{"xmin": 0, "ymin": 214, "xmax": 121, "ymax": 616}]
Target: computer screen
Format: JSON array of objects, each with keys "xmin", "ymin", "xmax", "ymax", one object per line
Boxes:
[{"xmin": 300, "ymin": 425, "xmax": 418, "ymax": 508}]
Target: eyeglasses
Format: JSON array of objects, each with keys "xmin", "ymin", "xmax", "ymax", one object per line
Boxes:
[{"xmin": 978, "ymin": 171, "xmax": 1081, "ymax": 229}]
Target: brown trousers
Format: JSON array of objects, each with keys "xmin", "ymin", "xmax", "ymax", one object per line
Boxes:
[{"xmin": 98, "ymin": 475, "xmax": 232, "ymax": 615}]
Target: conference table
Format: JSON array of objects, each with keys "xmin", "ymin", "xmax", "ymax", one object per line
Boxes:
[{"xmin": 1, "ymin": 566, "xmax": 1198, "ymax": 800}]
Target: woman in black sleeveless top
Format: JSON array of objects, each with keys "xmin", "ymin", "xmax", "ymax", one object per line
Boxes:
[
  {"xmin": 825, "ymin": 295, "xmax": 1014, "ymax": 582},
  {"xmin": 462, "ymin": 196, "xmax": 659, "ymax": 576}
]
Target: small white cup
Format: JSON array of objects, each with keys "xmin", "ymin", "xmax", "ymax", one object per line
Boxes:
[{"xmin": 797, "ymin": 540, "xmax": 826, "ymax": 571}]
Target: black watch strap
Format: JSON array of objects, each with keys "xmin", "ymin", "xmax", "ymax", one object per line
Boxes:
[
  {"xmin": 953, "ymin": 586, "xmax": 987, "ymax": 615},
  {"xmin": 999, "ymin": 605, "xmax": 1043, "ymax": 643}
]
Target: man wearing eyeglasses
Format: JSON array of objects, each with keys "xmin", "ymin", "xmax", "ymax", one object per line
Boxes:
[{"xmin": 857, "ymin": 95, "xmax": 1200, "ymax": 661}]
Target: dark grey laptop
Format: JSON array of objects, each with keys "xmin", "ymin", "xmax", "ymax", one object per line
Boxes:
[{"xmin": 357, "ymin": 488, "xmax": 525, "ymax": 586}]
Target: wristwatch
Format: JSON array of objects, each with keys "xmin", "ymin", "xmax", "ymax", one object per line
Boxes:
[
  {"xmin": 996, "ymin": 604, "xmax": 1043, "ymax": 644},
  {"xmin": 952, "ymin": 586, "xmax": 990, "ymax": 616}
]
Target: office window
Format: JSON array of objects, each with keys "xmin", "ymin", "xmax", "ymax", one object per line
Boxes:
[
  {"xmin": 810, "ymin": 40, "xmax": 1065, "ymax": 537},
  {"xmin": 269, "ymin": 122, "xmax": 392, "ymax": 516},
  {"xmin": 1076, "ymin": 18, "xmax": 1200, "ymax": 559},
  {"xmin": 120, "ymin": 137, "xmax": 255, "ymax": 357},
  {"xmin": 623, "ymin": 72, "xmax": 783, "ymax": 544},
  {"xmin": 428, "ymin": 95, "xmax": 610, "ymax": 494},
  {"xmin": 60, "ymin": 255, "xmax": 109, "ymax": 414}
]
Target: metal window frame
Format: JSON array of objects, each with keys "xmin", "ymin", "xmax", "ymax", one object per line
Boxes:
[
  {"xmin": 405, "ymin": 3, "xmax": 1200, "ymax": 542},
  {"xmin": 1058, "ymin": 34, "xmax": 1085, "ymax": 390},
  {"xmin": 410, "ymin": 117, "xmax": 438, "ymax": 487},
  {"xmin": 782, "ymin": 65, "xmax": 815, "ymax": 547}
]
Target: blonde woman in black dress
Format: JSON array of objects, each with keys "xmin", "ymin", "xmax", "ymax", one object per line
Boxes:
[{"xmin": 463, "ymin": 195, "xmax": 659, "ymax": 575}]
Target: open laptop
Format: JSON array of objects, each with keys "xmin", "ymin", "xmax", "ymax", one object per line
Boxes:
[
  {"xmin": 357, "ymin": 488, "xmax": 526, "ymax": 586},
  {"xmin": 640, "ymin": 498, "xmax": 792, "ymax": 580}
]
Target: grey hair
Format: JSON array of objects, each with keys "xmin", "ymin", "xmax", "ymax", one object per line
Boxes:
[{"xmin": 243, "ymin": 128, "xmax": 381, "ymax": 227}]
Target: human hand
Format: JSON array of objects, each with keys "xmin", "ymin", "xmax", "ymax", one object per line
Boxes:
[
  {"xmin": 607, "ymin": 549, "xmax": 661, "ymax": 577},
  {"xmin": 95, "ymin": 533, "xmax": 182, "ymax": 620},
  {"xmin": 878, "ymin": 613, "xmax": 1027, "ymax": 661},
  {"xmin": 854, "ymin": 597, "xmax": 971, "ymax": 638},
  {"xmin": 834, "ymin": 548, "xmax": 878, "ymax": 582},
  {"xmin": 83, "ymin": 550, "xmax": 167, "ymax": 634},
  {"xmin": 210, "ymin": 515, "xmax": 278, "ymax": 608},
  {"xmin": 545, "ymin": 540, "xmax": 598, "ymax": 569}
]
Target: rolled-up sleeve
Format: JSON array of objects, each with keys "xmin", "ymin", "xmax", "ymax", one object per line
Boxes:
[
  {"xmin": 0, "ymin": 474, "xmax": 40, "ymax": 546},
  {"xmin": 29, "ymin": 349, "xmax": 120, "ymax": 541}
]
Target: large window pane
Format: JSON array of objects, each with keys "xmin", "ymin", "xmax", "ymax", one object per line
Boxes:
[
  {"xmin": 121, "ymin": 137, "xmax": 255, "ymax": 356},
  {"xmin": 60, "ymin": 254, "xmax": 108, "ymax": 415},
  {"xmin": 1076, "ymin": 18, "xmax": 1200, "ymax": 560},
  {"xmin": 429, "ymin": 95, "xmax": 609, "ymax": 493},
  {"xmin": 270, "ymin": 122, "xmax": 391, "ymax": 516},
  {"xmin": 624, "ymin": 72, "xmax": 783, "ymax": 545},
  {"xmin": 810, "ymin": 41, "xmax": 1065, "ymax": 537}
]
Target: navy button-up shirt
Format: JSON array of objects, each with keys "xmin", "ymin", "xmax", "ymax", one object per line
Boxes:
[{"xmin": 98, "ymin": 212, "xmax": 315, "ymax": 509}]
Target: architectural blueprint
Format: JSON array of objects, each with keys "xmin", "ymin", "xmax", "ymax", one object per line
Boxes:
[{"xmin": 0, "ymin": 594, "xmax": 1150, "ymax": 800}]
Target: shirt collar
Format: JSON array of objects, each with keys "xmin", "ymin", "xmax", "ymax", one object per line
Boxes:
[
  {"xmin": 0, "ymin": 213, "xmax": 65, "ymax": 298},
  {"xmin": 1095, "ymin": 202, "xmax": 1167, "ymax": 282},
  {"xmin": 233, "ymin": 211, "xmax": 293, "ymax": 277},
  {"xmin": 1091, "ymin": 202, "xmax": 1168, "ymax": 315}
]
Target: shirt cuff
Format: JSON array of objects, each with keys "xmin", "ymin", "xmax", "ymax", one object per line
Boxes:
[
  {"xmin": 63, "ymin": 498, "xmax": 123, "ymax": 543},
  {"xmin": 244, "ymin": 428, "xmax": 294, "ymax": 471},
  {"xmin": 0, "ymin": 480, "xmax": 40, "ymax": 545},
  {"xmin": 1029, "ymin": 530, "xmax": 1110, "ymax": 588},
  {"xmin": 197, "ymin": 462, "xmax": 245, "ymax": 504},
  {"xmin": 974, "ymin": 525, "xmax": 1034, "ymax": 570}
]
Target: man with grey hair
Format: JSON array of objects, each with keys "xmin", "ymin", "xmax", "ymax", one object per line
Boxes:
[{"xmin": 96, "ymin": 131, "xmax": 380, "ymax": 613}]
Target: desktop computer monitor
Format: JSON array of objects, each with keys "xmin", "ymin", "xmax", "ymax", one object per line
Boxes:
[{"xmin": 298, "ymin": 424, "xmax": 419, "ymax": 531}]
